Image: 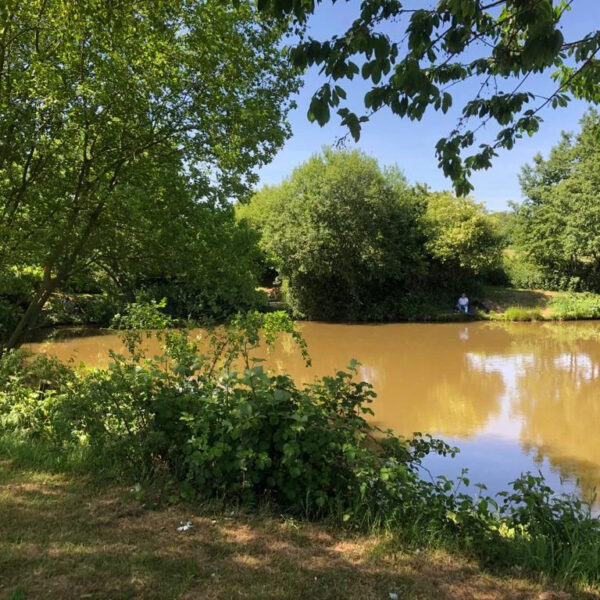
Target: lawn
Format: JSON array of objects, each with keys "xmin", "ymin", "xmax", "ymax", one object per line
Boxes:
[{"xmin": 0, "ymin": 460, "xmax": 594, "ymax": 600}]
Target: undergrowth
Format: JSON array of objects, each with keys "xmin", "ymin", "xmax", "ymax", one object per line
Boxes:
[
  {"xmin": 488, "ymin": 307, "xmax": 543, "ymax": 322},
  {"xmin": 549, "ymin": 292, "xmax": 600, "ymax": 320}
]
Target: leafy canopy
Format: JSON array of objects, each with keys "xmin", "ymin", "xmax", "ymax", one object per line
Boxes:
[
  {"xmin": 514, "ymin": 109, "xmax": 600, "ymax": 290},
  {"xmin": 238, "ymin": 148, "xmax": 427, "ymax": 320},
  {"xmin": 257, "ymin": 0, "xmax": 600, "ymax": 194},
  {"xmin": 239, "ymin": 148, "xmax": 501, "ymax": 320},
  {"xmin": 424, "ymin": 192, "xmax": 502, "ymax": 274},
  {"xmin": 0, "ymin": 0, "xmax": 298, "ymax": 347}
]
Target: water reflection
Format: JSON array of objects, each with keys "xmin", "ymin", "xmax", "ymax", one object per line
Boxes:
[
  {"xmin": 270, "ymin": 321, "xmax": 600, "ymax": 499},
  {"xmin": 26, "ymin": 321, "xmax": 600, "ymax": 501}
]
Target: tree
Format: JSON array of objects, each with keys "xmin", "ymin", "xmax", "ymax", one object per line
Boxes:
[
  {"xmin": 87, "ymin": 153, "xmax": 264, "ymax": 319},
  {"xmin": 0, "ymin": 0, "xmax": 298, "ymax": 348},
  {"xmin": 257, "ymin": 0, "xmax": 600, "ymax": 194},
  {"xmin": 514, "ymin": 110, "xmax": 600, "ymax": 290},
  {"xmin": 238, "ymin": 148, "xmax": 428, "ymax": 320},
  {"xmin": 423, "ymin": 192, "xmax": 503, "ymax": 281}
]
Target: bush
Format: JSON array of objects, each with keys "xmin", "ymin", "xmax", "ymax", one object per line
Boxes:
[
  {"xmin": 0, "ymin": 267, "xmax": 40, "ymax": 340},
  {"xmin": 41, "ymin": 293, "xmax": 121, "ymax": 327},
  {"xmin": 0, "ymin": 297, "xmax": 23, "ymax": 340},
  {"xmin": 549, "ymin": 292, "xmax": 600, "ymax": 320},
  {"xmin": 0, "ymin": 350, "xmax": 75, "ymax": 440},
  {"xmin": 239, "ymin": 149, "xmax": 428, "ymax": 321},
  {"xmin": 423, "ymin": 192, "xmax": 503, "ymax": 277},
  {"xmin": 503, "ymin": 252, "xmax": 546, "ymax": 289},
  {"xmin": 0, "ymin": 267, "xmax": 41, "ymax": 305}
]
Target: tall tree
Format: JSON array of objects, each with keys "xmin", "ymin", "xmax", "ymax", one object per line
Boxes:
[
  {"xmin": 238, "ymin": 148, "xmax": 428, "ymax": 320},
  {"xmin": 0, "ymin": 0, "xmax": 298, "ymax": 348},
  {"xmin": 515, "ymin": 109, "xmax": 600, "ymax": 290},
  {"xmin": 423, "ymin": 192, "xmax": 502, "ymax": 277},
  {"xmin": 86, "ymin": 150, "xmax": 264, "ymax": 318},
  {"xmin": 257, "ymin": 0, "xmax": 600, "ymax": 194}
]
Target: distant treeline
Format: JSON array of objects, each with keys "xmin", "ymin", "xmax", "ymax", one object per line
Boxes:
[
  {"xmin": 508, "ymin": 110, "xmax": 600, "ymax": 292},
  {"xmin": 4, "ymin": 111, "xmax": 600, "ymax": 338},
  {"xmin": 237, "ymin": 147, "xmax": 504, "ymax": 321}
]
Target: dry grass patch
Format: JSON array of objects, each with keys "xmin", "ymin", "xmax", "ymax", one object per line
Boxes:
[{"xmin": 0, "ymin": 465, "xmax": 597, "ymax": 600}]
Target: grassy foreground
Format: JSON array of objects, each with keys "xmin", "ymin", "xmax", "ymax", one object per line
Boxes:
[{"xmin": 1, "ymin": 458, "xmax": 592, "ymax": 600}]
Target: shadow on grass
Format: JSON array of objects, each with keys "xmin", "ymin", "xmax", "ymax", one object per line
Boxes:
[
  {"xmin": 0, "ymin": 460, "xmax": 591, "ymax": 600},
  {"xmin": 484, "ymin": 287, "xmax": 554, "ymax": 309}
]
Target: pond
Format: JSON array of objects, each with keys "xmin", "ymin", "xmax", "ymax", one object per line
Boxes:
[{"xmin": 26, "ymin": 321, "xmax": 600, "ymax": 503}]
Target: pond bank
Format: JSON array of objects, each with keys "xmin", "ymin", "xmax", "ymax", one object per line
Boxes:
[
  {"xmin": 12, "ymin": 287, "xmax": 600, "ymax": 336},
  {"xmin": 0, "ymin": 462, "xmax": 586, "ymax": 600},
  {"xmin": 7, "ymin": 316, "xmax": 600, "ymax": 598},
  {"xmin": 269, "ymin": 287, "xmax": 600, "ymax": 323}
]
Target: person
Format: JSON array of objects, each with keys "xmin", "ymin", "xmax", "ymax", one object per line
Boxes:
[{"xmin": 457, "ymin": 292, "xmax": 469, "ymax": 314}]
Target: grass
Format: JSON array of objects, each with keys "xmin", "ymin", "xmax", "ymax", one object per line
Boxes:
[
  {"xmin": 0, "ymin": 465, "xmax": 590, "ymax": 600},
  {"xmin": 0, "ymin": 437, "xmax": 598, "ymax": 600},
  {"xmin": 547, "ymin": 292, "xmax": 600, "ymax": 320},
  {"xmin": 482, "ymin": 287, "xmax": 600, "ymax": 321},
  {"xmin": 487, "ymin": 306, "xmax": 544, "ymax": 321},
  {"xmin": 483, "ymin": 286, "xmax": 557, "ymax": 311}
]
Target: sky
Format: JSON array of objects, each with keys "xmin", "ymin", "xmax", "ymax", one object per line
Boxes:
[{"xmin": 257, "ymin": 1, "xmax": 600, "ymax": 212}]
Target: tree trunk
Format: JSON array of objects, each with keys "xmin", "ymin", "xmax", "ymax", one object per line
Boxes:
[{"xmin": 3, "ymin": 280, "xmax": 57, "ymax": 350}]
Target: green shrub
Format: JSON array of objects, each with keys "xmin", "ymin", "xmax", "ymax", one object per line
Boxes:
[
  {"xmin": 497, "ymin": 473, "xmax": 600, "ymax": 580},
  {"xmin": 0, "ymin": 298, "xmax": 23, "ymax": 340},
  {"xmin": 0, "ymin": 267, "xmax": 40, "ymax": 340},
  {"xmin": 0, "ymin": 267, "xmax": 41, "ymax": 304},
  {"xmin": 549, "ymin": 292, "xmax": 600, "ymax": 320},
  {"xmin": 240, "ymin": 149, "xmax": 429, "ymax": 321},
  {"xmin": 0, "ymin": 350, "xmax": 75, "ymax": 440},
  {"xmin": 503, "ymin": 253, "xmax": 546, "ymax": 289},
  {"xmin": 41, "ymin": 293, "xmax": 121, "ymax": 327}
]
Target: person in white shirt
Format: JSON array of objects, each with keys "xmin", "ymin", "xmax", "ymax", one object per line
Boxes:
[{"xmin": 457, "ymin": 293, "xmax": 469, "ymax": 314}]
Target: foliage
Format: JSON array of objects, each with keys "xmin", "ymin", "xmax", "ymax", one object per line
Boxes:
[
  {"xmin": 0, "ymin": 298, "xmax": 23, "ymax": 340},
  {"xmin": 514, "ymin": 110, "xmax": 600, "ymax": 291},
  {"xmin": 488, "ymin": 211, "xmax": 517, "ymax": 247},
  {"xmin": 489, "ymin": 306, "xmax": 542, "ymax": 322},
  {"xmin": 257, "ymin": 0, "xmax": 600, "ymax": 194},
  {"xmin": 0, "ymin": 267, "xmax": 41, "ymax": 304},
  {"xmin": 111, "ymin": 298, "xmax": 174, "ymax": 332},
  {"xmin": 502, "ymin": 251, "xmax": 546, "ymax": 290},
  {"xmin": 40, "ymin": 294, "xmax": 121, "ymax": 327},
  {"xmin": 1, "ymin": 314, "xmax": 600, "ymax": 586},
  {"xmin": 549, "ymin": 292, "xmax": 600, "ymax": 320},
  {"xmin": 0, "ymin": 350, "xmax": 75, "ymax": 440},
  {"xmin": 423, "ymin": 192, "xmax": 503, "ymax": 277},
  {"xmin": 496, "ymin": 473, "xmax": 600, "ymax": 582},
  {"xmin": 110, "ymin": 297, "xmax": 175, "ymax": 358},
  {"xmin": 240, "ymin": 149, "xmax": 504, "ymax": 320},
  {"xmin": 239, "ymin": 149, "xmax": 429, "ymax": 320},
  {"xmin": 133, "ymin": 205, "xmax": 266, "ymax": 321},
  {"xmin": 0, "ymin": 0, "xmax": 299, "ymax": 348}
]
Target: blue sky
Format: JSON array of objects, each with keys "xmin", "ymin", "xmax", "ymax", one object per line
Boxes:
[{"xmin": 257, "ymin": 1, "xmax": 600, "ymax": 212}]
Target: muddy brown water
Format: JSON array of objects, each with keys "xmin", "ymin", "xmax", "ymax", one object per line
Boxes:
[{"xmin": 26, "ymin": 321, "xmax": 600, "ymax": 503}]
